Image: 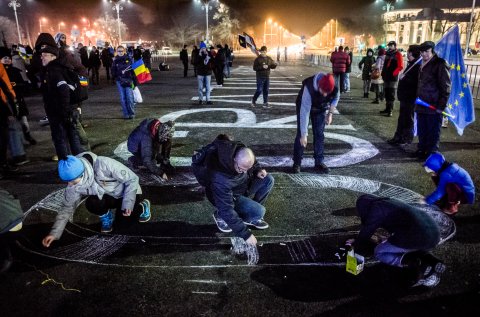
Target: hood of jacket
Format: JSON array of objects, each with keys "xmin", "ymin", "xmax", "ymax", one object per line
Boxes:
[
  {"xmin": 210, "ymin": 139, "xmax": 246, "ymax": 175},
  {"xmin": 424, "ymin": 152, "xmax": 445, "ymax": 172}
]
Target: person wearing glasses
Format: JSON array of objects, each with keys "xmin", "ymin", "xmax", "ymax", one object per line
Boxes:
[
  {"xmin": 192, "ymin": 135, "xmax": 274, "ymax": 245},
  {"xmin": 111, "ymin": 46, "xmax": 137, "ymax": 119}
]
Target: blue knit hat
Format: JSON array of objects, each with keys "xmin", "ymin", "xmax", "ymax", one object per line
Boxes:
[
  {"xmin": 200, "ymin": 42, "xmax": 207, "ymax": 49},
  {"xmin": 58, "ymin": 155, "xmax": 85, "ymax": 182}
]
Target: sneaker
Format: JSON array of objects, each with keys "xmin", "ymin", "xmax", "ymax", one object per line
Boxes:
[
  {"xmin": 139, "ymin": 199, "xmax": 151, "ymax": 222},
  {"xmin": 292, "ymin": 164, "xmax": 301, "ymax": 174},
  {"xmin": 250, "ymin": 103, "xmax": 256, "ymax": 108},
  {"xmin": 315, "ymin": 162, "xmax": 330, "ymax": 174},
  {"xmin": 206, "ymin": 101, "xmax": 213, "ymax": 105},
  {"xmin": 39, "ymin": 116, "xmax": 49, "ymax": 126},
  {"xmin": 262, "ymin": 103, "xmax": 272, "ymax": 109},
  {"xmin": 212, "ymin": 213, "xmax": 232, "ymax": 233},
  {"xmin": 244, "ymin": 219, "xmax": 269, "ymax": 229},
  {"xmin": 99, "ymin": 209, "xmax": 115, "ymax": 233}
]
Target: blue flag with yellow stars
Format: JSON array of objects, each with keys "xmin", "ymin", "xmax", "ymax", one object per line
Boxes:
[{"xmin": 435, "ymin": 25, "xmax": 475, "ymax": 135}]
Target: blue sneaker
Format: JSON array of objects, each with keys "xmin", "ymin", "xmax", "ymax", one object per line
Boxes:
[
  {"xmin": 139, "ymin": 199, "xmax": 151, "ymax": 223},
  {"xmin": 99, "ymin": 209, "xmax": 115, "ymax": 233}
]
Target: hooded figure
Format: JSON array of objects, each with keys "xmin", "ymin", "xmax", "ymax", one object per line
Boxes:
[
  {"xmin": 127, "ymin": 118, "xmax": 175, "ymax": 177},
  {"xmin": 423, "ymin": 153, "xmax": 475, "ymax": 214}
]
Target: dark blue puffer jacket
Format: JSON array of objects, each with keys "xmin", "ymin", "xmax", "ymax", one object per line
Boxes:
[
  {"xmin": 127, "ymin": 118, "xmax": 163, "ymax": 175},
  {"xmin": 424, "ymin": 153, "xmax": 475, "ymax": 204}
]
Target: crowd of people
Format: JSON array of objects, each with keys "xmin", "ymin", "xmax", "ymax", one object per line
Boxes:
[{"xmin": 0, "ymin": 33, "xmax": 477, "ymax": 289}]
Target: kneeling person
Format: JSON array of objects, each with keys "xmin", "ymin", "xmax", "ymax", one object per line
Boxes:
[
  {"xmin": 127, "ymin": 118, "xmax": 175, "ymax": 179},
  {"xmin": 193, "ymin": 137, "xmax": 274, "ymax": 245},
  {"xmin": 423, "ymin": 152, "xmax": 475, "ymax": 215},
  {"xmin": 42, "ymin": 152, "xmax": 151, "ymax": 248},
  {"xmin": 349, "ymin": 194, "xmax": 445, "ymax": 287}
]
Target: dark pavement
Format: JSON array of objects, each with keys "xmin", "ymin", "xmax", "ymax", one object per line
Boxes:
[{"xmin": 0, "ymin": 55, "xmax": 479, "ymax": 316}]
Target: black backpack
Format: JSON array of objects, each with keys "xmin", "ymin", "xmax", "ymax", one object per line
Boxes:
[{"xmin": 63, "ymin": 67, "xmax": 88, "ymax": 105}]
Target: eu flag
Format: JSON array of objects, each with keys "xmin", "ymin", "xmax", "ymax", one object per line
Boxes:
[{"xmin": 435, "ymin": 25, "xmax": 475, "ymax": 135}]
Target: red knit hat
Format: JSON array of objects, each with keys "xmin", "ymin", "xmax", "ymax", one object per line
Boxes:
[{"xmin": 318, "ymin": 73, "xmax": 334, "ymax": 94}]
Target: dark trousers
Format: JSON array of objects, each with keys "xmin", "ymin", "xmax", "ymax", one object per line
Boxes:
[
  {"xmin": 85, "ymin": 194, "xmax": 143, "ymax": 217},
  {"xmin": 417, "ymin": 112, "xmax": 443, "ymax": 154},
  {"xmin": 182, "ymin": 62, "xmax": 188, "ymax": 77},
  {"xmin": 91, "ymin": 67, "xmax": 100, "ymax": 84},
  {"xmin": 214, "ymin": 66, "xmax": 224, "ymax": 85},
  {"xmin": 252, "ymin": 77, "xmax": 270, "ymax": 105},
  {"xmin": 393, "ymin": 100, "xmax": 415, "ymax": 143},
  {"xmin": 105, "ymin": 66, "xmax": 111, "ymax": 80},
  {"xmin": 384, "ymin": 86, "xmax": 396, "ymax": 112},
  {"xmin": 293, "ymin": 108, "xmax": 326, "ymax": 166},
  {"xmin": 49, "ymin": 116, "xmax": 85, "ymax": 160}
]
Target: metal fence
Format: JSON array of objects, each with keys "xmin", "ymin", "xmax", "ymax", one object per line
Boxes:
[{"xmin": 306, "ymin": 54, "xmax": 480, "ymax": 99}]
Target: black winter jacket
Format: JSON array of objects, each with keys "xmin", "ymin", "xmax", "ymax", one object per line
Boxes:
[
  {"xmin": 253, "ymin": 54, "xmax": 276, "ymax": 78},
  {"xmin": 195, "ymin": 51, "xmax": 213, "ymax": 76},
  {"xmin": 41, "ymin": 59, "xmax": 74, "ymax": 120},
  {"xmin": 415, "ymin": 54, "xmax": 451, "ymax": 113},
  {"xmin": 397, "ymin": 59, "xmax": 420, "ymax": 103}
]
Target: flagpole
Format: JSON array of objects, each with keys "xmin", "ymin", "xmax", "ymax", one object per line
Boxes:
[{"xmin": 464, "ymin": 0, "xmax": 476, "ymax": 59}]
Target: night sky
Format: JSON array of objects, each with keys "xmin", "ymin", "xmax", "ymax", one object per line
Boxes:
[{"xmin": 0, "ymin": 0, "xmax": 475, "ymax": 39}]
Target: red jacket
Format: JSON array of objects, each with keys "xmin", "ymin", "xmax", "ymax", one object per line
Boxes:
[{"xmin": 330, "ymin": 50, "xmax": 350, "ymax": 74}]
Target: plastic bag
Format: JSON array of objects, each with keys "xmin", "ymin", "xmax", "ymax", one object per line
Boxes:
[{"xmin": 133, "ymin": 86, "xmax": 143, "ymax": 103}]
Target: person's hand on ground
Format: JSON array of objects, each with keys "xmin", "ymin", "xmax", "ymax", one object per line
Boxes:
[
  {"xmin": 42, "ymin": 235, "xmax": 56, "ymax": 248},
  {"xmin": 245, "ymin": 234, "xmax": 257, "ymax": 245}
]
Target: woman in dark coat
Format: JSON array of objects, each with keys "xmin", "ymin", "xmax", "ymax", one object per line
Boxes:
[{"xmin": 358, "ymin": 48, "xmax": 376, "ymax": 98}]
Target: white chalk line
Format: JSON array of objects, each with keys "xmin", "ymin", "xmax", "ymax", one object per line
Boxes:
[
  {"xmin": 191, "ymin": 291, "xmax": 218, "ymax": 295},
  {"xmin": 184, "ymin": 280, "xmax": 227, "ymax": 285}
]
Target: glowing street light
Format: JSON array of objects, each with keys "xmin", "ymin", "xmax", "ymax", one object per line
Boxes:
[
  {"xmin": 8, "ymin": 0, "xmax": 22, "ymax": 44},
  {"xmin": 39, "ymin": 17, "xmax": 47, "ymax": 34},
  {"xmin": 194, "ymin": 0, "xmax": 218, "ymax": 43},
  {"xmin": 109, "ymin": 0, "xmax": 131, "ymax": 46},
  {"xmin": 58, "ymin": 21, "xmax": 65, "ymax": 32}
]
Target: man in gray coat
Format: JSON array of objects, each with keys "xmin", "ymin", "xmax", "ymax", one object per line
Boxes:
[{"xmin": 42, "ymin": 152, "xmax": 151, "ymax": 247}]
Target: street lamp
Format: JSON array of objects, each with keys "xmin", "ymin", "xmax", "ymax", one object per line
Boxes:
[
  {"xmin": 8, "ymin": 0, "xmax": 22, "ymax": 44},
  {"xmin": 58, "ymin": 21, "xmax": 65, "ymax": 32},
  {"xmin": 376, "ymin": 0, "xmax": 402, "ymax": 44},
  {"xmin": 194, "ymin": 0, "xmax": 217, "ymax": 43},
  {"xmin": 110, "ymin": 0, "xmax": 130, "ymax": 46},
  {"xmin": 39, "ymin": 17, "xmax": 47, "ymax": 34}
]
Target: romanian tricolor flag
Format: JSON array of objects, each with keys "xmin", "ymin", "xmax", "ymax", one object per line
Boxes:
[{"xmin": 132, "ymin": 58, "xmax": 152, "ymax": 84}]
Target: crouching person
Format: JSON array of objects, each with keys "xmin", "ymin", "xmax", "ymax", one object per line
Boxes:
[
  {"xmin": 349, "ymin": 194, "xmax": 445, "ymax": 288},
  {"xmin": 42, "ymin": 152, "xmax": 151, "ymax": 248},
  {"xmin": 423, "ymin": 152, "xmax": 475, "ymax": 215},
  {"xmin": 127, "ymin": 118, "xmax": 175, "ymax": 179},
  {"xmin": 192, "ymin": 135, "xmax": 274, "ymax": 245}
]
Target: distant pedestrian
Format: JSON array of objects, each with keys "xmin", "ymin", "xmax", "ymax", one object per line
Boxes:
[
  {"xmin": 111, "ymin": 45, "xmax": 137, "ymax": 119},
  {"xmin": 330, "ymin": 45, "xmax": 350, "ymax": 95},
  {"xmin": 371, "ymin": 47, "xmax": 385, "ymax": 104},
  {"xmin": 88, "ymin": 46, "xmax": 101, "ymax": 85},
  {"xmin": 224, "ymin": 44, "xmax": 231, "ymax": 78},
  {"xmin": 358, "ymin": 48, "xmax": 375, "ymax": 98},
  {"xmin": 380, "ymin": 41, "xmax": 403, "ymax": 117},
  {"xmin": 42, "ymin": 152, "xmax": 151, "ymax": 246},
  {"xmin": 284, "ymin": 46, "xmax": 288, "ymax": 62},
  {"xmin": 344, "ymin": 46, "xmax": 353, "ymax": 92},
  {"xmin": 100, "ymin": 43, "xmax": 114, "ymax": 81},
  {"xmin": 142, "ymin": 47, "xmax": 152, "ymax": 71},
  {"xmin": 213, "ymin": 44, "xmax": 225, "ymax": 85},
  {"xmin": 251, "ymin": 46, "xmax": 277, "ymax": 109},
  {"xmin": 180, "ymin": 45, "xmax": 189, "ymax": 77},
  {"xmin": 388, "ymin": 45, "xmax": 421, "ymax": 146},
  {"xmin": 191, "ymin": 45, "xmax": 199, "ymax": 77},
  {"xmin": 276, "ymin": 46, "xmax": 280, "ymax": 63},
  {"xmin": 195, "ymin": 42, "xmax": 213, "ymax": 105},
  {"xmin": 78, "ymin": 43, "xmax": 89, "ymax": 71}
]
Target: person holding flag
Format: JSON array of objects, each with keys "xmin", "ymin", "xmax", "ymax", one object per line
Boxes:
[
  {"xmin": 413, "ymin": 41, "xmax": 451, "ymax": 160},
  {"xmin": 112, "ymin": 46, "xmax": 137, "ymax": 119}
]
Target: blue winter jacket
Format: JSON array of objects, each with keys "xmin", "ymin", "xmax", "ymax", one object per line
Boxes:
[{"xmin": 424, "ymin": 153, "xmax": 475, "ymax": 205}]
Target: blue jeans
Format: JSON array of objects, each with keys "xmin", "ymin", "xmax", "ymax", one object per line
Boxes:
[
  {"xmin": 234, "ymin": 174, "xmax": 275, "ymax": 222},
  {"xmin": 417, "ymin": 112, "xmax": 443, "ymax": 153},
  {"xmin": 252, "ymin": 77, "xmax": 270, "ymax": 104},
  {"xmin": 344, "ymin": 73, "xmax": 350, "ymax": 91},
  {"xmin": 375, "ymin": 241, "xmax": 419, "ymax": 267},
  {"xmin": 197, "ymin": 75, "xmax": 211, "ymax": 102},
  {"xmin": 8, "ymin": 120, "xmax": 25, "ymax": 158},
  {"xmin": 293, "ymin": 108, "xmax": 326, "ymax": 166},
  {"xmin": 116, "ymin": 81, "xmax": 135, "ymax": 118}
]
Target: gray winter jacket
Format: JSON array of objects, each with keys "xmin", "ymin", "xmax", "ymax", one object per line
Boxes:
[{"xmin": 50, "ymin": 152, "xmax": 141, "ymax": 239}]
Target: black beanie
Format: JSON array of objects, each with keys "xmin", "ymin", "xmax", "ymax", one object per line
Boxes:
[{"xmin": 40, "ymin": 45, "xmax": 59, "ymax": 57}]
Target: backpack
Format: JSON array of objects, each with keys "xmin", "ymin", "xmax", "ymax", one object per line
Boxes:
[{"xmin": 63, "ymin": 67, "xmax": 88, "ymax": 105}]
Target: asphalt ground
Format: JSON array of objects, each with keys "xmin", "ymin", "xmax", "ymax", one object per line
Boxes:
[{"xmin": 0, "ymin": 56, "xmax": 479, "ymax": 317}]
